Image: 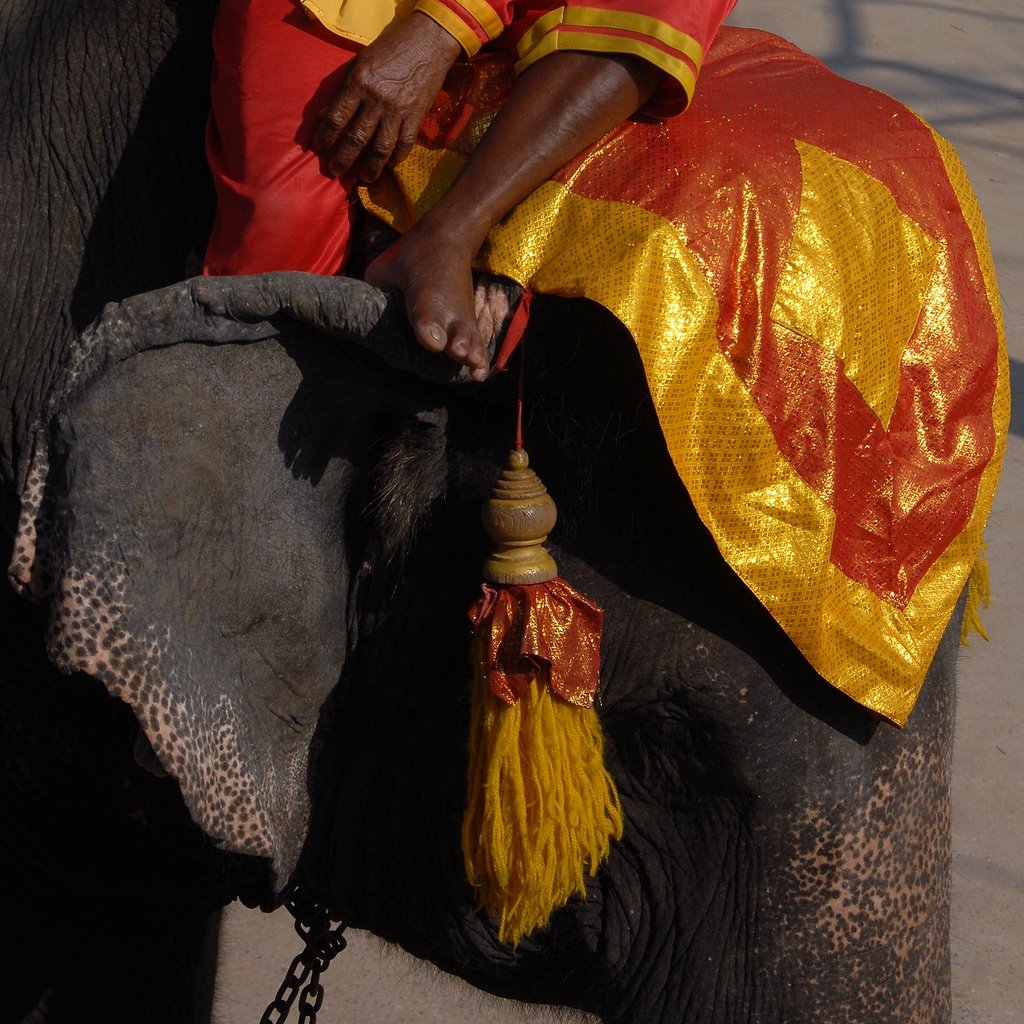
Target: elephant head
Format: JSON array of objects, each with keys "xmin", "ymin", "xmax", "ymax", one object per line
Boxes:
[
  {"xmin": 7, "ymin": 273, "xmax": 466, "ymax": 878},
  {"xmin": 7, "ymin": 272, "xmax": 959, "ymax": 1024}
]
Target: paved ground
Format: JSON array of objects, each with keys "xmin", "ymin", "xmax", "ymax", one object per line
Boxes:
[{"xmin": 215, "ymin": 2, "xmax": 1023, "ymax": 1021}]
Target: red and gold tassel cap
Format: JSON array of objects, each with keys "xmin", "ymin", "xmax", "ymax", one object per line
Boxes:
[{"xmin": 462, "ymin": 449, "xmax": 623, "ymax": 946}]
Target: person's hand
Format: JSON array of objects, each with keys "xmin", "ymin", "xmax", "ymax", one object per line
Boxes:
[{"xmin": 314, "ymin": 12, "xmax": 461, "ymax": 183}]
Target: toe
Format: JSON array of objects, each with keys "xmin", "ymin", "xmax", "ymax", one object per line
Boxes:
[
  {"xmin": 414, "ymin": 317, "xmax": 449, "ymax": 353},
  {"xmin": 440, "ymin": 318, "xmax": 490, "ymax": 379}
]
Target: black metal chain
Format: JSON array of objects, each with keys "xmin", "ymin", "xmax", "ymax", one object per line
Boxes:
[{"xmin": 259, "ymin": 885, "xmax": 348, "ymax": 1024}]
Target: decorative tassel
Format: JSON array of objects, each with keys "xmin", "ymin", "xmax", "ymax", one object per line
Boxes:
[
  {"xmin": 462, "ymin": 449, "xmax": 623, "ymax": 946},
  {"xmin": 960, "ymin": 540, "xmax": 992, "ymax": 646}
]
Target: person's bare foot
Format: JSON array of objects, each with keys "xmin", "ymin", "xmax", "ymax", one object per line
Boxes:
[{"xmin": 366, "ymin": 222, "xmax": 492, "ymax": 381}]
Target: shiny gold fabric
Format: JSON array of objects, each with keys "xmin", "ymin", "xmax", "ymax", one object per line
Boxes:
[
  {"xmin": 468, "ymin": 580, "xmax": 604, "ymax": 708},
  {"xmin": 363, "ymin": 29, "xmax": 1009, "ymax": 725}
]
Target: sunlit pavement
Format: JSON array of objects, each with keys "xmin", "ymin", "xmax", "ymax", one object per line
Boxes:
[{"xmin": 215, "ymin": 4, "xmax": 1023, "ymax": 1021}]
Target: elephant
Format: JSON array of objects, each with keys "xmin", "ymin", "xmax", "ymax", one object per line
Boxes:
[{"xmin": 1, "ymin": 2, "xmax": 991, "ymax": 1023}]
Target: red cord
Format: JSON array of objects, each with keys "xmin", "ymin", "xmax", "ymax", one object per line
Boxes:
[
  {"xmin": 494, "ymin": 291, "xmax": 532, "ymax": 372},
  {"xmin": 515, "ymin": 337, "xmax": 525, "ymax": 452}
]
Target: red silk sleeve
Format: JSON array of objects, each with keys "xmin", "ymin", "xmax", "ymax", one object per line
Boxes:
[{"xmin": 415, "ymin": 0, "xmax": 737, "ymax": 113}]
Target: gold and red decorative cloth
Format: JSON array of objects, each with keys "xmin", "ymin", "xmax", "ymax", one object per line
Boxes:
[
  {"xmin": 363, "ymin": 27, "xmax": 1009, "ymax": 726},
  {"xmin": 469, "ymin": 580, "xmax": 604, "ymax": 708}
]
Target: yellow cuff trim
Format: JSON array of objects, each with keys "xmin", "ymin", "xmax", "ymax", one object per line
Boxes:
[
  {"xmin": 414, "ymin": 0, "xmax": 484, "ymax": 54},
  {"xmin": 518, "ymin": 6, "xmax": 704, "ymax": 73},
  {"xmin": 416, "ymin": 0, "xmax": 504, "ymax": 47},
  {"xmin": 455, "ymin": 0, "xmax": 505, "ymax": 40},
  {"xmin": 517, "ymin": 29, "xmax": 697, "ymax": 107}
]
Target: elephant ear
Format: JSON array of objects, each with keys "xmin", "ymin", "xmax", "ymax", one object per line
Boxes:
[{"xmin": 8, "ymin": 281, "xmax": 448, "ymax": 882}]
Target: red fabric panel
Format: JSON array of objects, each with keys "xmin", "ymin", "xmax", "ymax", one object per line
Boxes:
[{"xmin": 203, "ymin": 0, "xmax": 360, "ymax": 276}]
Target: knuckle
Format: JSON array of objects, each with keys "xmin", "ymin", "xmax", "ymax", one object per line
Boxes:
[
  {"xmin": 348, "ymin": 63, "xmax": 371, "ymax": 86},
  {"xmin": 345, "ymin": 126, "xmax": 373, "ymax": 148},
  {"xmin": 323, "ymin": 107, "xmax": 349, "ymax": 130},
  {"xmin": 348, "ymin": 67, "xmax": 383, "ymax": 100}
]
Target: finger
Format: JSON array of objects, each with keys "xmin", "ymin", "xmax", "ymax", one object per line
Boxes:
[
  {"xmin": 356, "ymin": 120, "xmax": 400, "ymax": 183},
  {"xmin": 313, "ymin": 89, "xmax": 361, "ymax": 153},
  {"xmin": 327, "ymin": 109, "xmax": 382, "ymax": 177},
  {"xmin": 390, "ymin": 119, "xmax": 421, "ymax": 167}
]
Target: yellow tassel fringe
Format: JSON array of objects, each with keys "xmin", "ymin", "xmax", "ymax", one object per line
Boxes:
[
  {"xmin": 960, "ymin": 541, "xmax": 992, "ymax": 646},
  {"xmin": 461, "ymin": 643, "xmax": 623, "ymax": 947}
]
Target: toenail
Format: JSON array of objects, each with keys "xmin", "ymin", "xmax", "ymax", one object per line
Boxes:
[
  {"xmin": 452, "ymin": 339, "xmax": 468, "ymax": 357},
  {"xmin": 429, "ymin": 326, "xmax": 446, "ymax": 348}
]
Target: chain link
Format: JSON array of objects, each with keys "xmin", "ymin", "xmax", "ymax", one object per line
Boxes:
[{"xmin": 259, "ymin": 886, "xmax": 347, "ymax": 1024}]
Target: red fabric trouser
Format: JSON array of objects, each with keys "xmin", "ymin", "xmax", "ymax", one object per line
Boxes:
[{"xmin": 203, "ymin": 0, "xmax": 361, "ymax": 276}]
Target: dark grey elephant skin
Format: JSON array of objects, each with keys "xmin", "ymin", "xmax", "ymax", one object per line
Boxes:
[
  {"xmin": 0, "ymin": 2, "xmax": 230, "ymax": 1020},
  {"xmin": 1, "ymin": 4, "xmax": 958, "ymax": 1024}
]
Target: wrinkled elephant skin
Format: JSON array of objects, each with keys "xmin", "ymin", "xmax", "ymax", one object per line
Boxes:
[
  {"xmin": 17, "ymin": 339, "xmax": 357, "ymax": 873},
  {"xmin": 10, "ymin": 285, "xmax": 958, "ymax": 1024}
]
